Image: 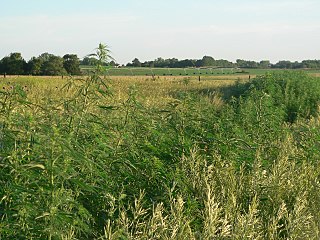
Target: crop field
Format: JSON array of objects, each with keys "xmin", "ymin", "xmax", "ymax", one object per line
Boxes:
[{"xmin": 1, "ymin": 69, "xmax": 320, "ymax": 239}]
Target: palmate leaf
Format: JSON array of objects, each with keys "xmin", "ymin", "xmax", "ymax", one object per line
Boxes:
[{"xmin": 87, "ymin": 43, "xmax": 115, "ymax": 66}]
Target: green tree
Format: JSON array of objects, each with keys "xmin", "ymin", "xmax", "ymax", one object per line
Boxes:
[
  {"xmin": 132, "ymin": 58, "xmax": 142, "ymax": 67},
  {"xmin": 215, "ymin": 59, "xmax": 235, "ymax": 68},
  {"xmin": 27, "ymin": 57, "xmax": 44, "ymax": 75},
  {"xmin": 38, "ymin": 52, "xmax": 55, "ymax": 62},
  {"xmin": 0, "ymin": 52, "xmax": 26, "ymax": 75},
  {"xmin": 273, "ymin": 60, "xmax": 293, "ymax": 69},
  {"xmin": 201, "ymin": 56, "xmax": 215, "ymax": 66},
  {"xmin": 81, "ymin": 57, "xmax": 100, "ymax": 66},
  {"xmin": 236, "ymin": 59, "xmax": 258, "ymax": 68},
  {"xmin": 109, "ymin": 60, "xmax": 119, "ymax": 67},
  {"xmin": 259, "ymin": 60, "xmax": 271, "ymax": 68},
  {"xmin": 41, "ymin": 55, "xmax": 66, "ymax": 76},
  {"xmin": 63, "ymin": 54, "xmax": 81, "ymax": 75}
]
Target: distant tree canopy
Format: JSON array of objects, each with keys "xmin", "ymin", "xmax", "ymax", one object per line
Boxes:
[
  {"xmin": 63, "ymin": 54, "xmax": 81, "ymax": 75},
  {"xmin": 41, "ymin": 55, "xmax": 66, "ymax": 76},
  {"xmin": 80, "ymin": 57, "xmax": 100, "ymax": 66},
  {"xmin": 1, "ymin": 53, "xmax": 82, "ymax": 76},
  {"xmin": 1, "ymin": 51, "xmax": 320, "ymax": 76},
  {"xmin": 127, "ymin": 56, "xmax": 251, "ymax": 68},
  {"xmin": 27, "ymin": 57, "xmax": 43, "ymax": 75},
  {"xmin": 127, "ymin": 57, "xmax": 320, "ymax": 69},
  {"xmin": 131, "ymin": 58, "xmax": 142, "ymax": 67},
  {"xmin": 26, "ymin": 53, "xmax": 67, "ymax": 76},
  {"xmin": 0, "ymin": 53, "xmax": 26, "ymax": 75},
  {"xmin": 200, "ymin": 56, "xmax": 215, "ymax": 67}
]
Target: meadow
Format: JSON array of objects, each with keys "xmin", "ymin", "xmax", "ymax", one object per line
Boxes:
[
  {"xmin": 80, "ymin": 66, "xmax": 241, "ymax": 77},
  {"xmin": 80, "ymin": 65, "xmax": 320, "ymax": 78},
  {"xmin": 1, "ymin": 68, "xmax": 320, "ymax": 239}
]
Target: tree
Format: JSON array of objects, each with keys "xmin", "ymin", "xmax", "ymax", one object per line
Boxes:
[
  {"xmin": 175, "ymin": 59, "xmax": 195, "ymax": 68},
  {"xmin": 273, "ymin": 61, "xmax": 293, "ymax": 69},
  {"xmin": 41, "ymin": 55, "xmax": 66, "ymax": 76},
  {"xmin": 154, "ymin": 57, "xmax": 166, "ymax": 68},
  {"xmin": 168, "ymin": 58, "xmax": 179, "ymax": 68},
  {"xmin": 201, "ymin": 56, "xmax": 215, "ymax": 67},
  {"xmin": 236, "ymin": 59, "xmax": 258, "ymax": 68},
  {"xmin": 195, "ymin": 59, "xmax": 203, "ymax": 67},
  {"xmin": 109, "ymin": 60, "xmax": 119, "ymax": 67},
  {"xmin": 259, "ymin": 60, "xmax": 271, "ymax": 69},
  {"xmin": 0, "ymin": 52, "xmax": 26, "ymax": 75},
  {"xmin": 38, "ymin": 52, "xmax": 55, "ymax": 62},
  {"xmin": 81, "ymin": 57, "xmax": 100, "ymax": 66},
  {"xmin": 27, "ymin": 57, "xmax": 44, "ymax": 75},
  {"xmin": 0, "ymin": 59, "xmax": 3, "ymax": 74},
  {"xmin": 132, "ymin": 58, "xmax": 142, "ymax": 67},
  {"xmin": 141, "ymin": 61, "xmax": 154, "ymax": 68},
  {"xmin": 301, "ymin": 60, "xmax": 320, "ymax": 69},
  {"xmin": 215, "ymin": 59, "xmax": 235, "ymax": 68},
  {"xmin": 63, "ymin": 54, "xmax": 81, "ymax": 75}
]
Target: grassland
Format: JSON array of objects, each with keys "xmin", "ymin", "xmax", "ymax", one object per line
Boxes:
[
  {"xmin": 1, "ymin": 71, "xmax": 320, "ymax": 239},
  {"xmin": 80, "ymin": 65, "xmax": 320, "ymax": 77},
  {"xmin": 81, "ymin": 66, "xmax": 240, "ymax": 76},
  {"xmin": 0, "ymin": 75, "xmax": 239, "ymax": 106}
]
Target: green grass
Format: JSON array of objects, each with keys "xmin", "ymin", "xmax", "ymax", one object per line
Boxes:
[
  {"xmin": 1, "ymin": 70, "xmax": 320, "ymax": 239},
  {"xmin": 242, "ymin": 68, "xmax": 320, "ymax": 75},
  {"xmin": 81, "ymin": 66, "xmax": 244, "ymax": 76},
  {"xmin": 80, "ymin": 65, "xmax": 320, "ymax": 77}
]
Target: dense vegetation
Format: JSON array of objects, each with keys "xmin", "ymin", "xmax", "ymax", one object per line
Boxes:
[
  {"xmin": 1, "ymin": 50, "xmax": 320, "ymax": 76},
  {"xmin": 0, "ymin": 52, "xmax": 81, "ymax": 76},
  {"xmin": 1, "ymin": 46, "xmax": 320, "ymax": 239},
  {"xmin": 126, "ymin": 56, "xmax": 320, "ymax": 69}
]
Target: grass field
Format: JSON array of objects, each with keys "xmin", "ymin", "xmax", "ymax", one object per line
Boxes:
[
  {"xmin": 1, "ymin": 71, "xmax": 320, "ymax": 239},
  {"xmin": 81, "ymin": 66, "xmax": 240, "ymax": 76},
  {"xmin": 80, "ymin": 65, "xmax": 320, "ymax": 77},
  {"xmin": 0, "ymin": 75, "xmax": 240, "ymax": 104}
]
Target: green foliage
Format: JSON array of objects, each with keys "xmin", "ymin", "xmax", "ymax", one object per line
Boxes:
[
  {"xmin": 81, "ymin": 56, "xmax": 100, "ymax": 66},
  {"xmin": 1, "ymin": 50, "xmax": 320, "ymax": 240},
  {"xmin": 63, "ymin": 54, "xmax": 81, "ymax": 75},
  {"xmin": 0, "ymin": 53, "xmax": 26, "ymax": 75},
  {"xmin": 41, "ymin": 55, "xmax": 67, "ymax": 76},
  {"xmin": 227, "ymin": 71, "xmax": 320, "ymax": 123},
  {"xmin": 27, "ymin": 57, "xmax": 44, "ymax": 75}
]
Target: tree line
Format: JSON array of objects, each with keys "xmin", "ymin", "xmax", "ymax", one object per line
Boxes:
[
  {"xmin": 1, "ymin": 52, "xmax": 320, "ymax": 76},
  {"xmin": 0, "ymin": 52, "xmax": 83, "ymax": 76},
  {"xmin": 127, "ymin": 56, "xmax": 320, "ymax": 69}
]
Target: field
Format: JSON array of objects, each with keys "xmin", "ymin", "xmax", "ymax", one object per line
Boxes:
[
  {"xmin": 81, "ymin": 66, "xmax": 241, "ymax": 76},
  {"xmin": 1, "ymin": 70, "xmax": 320, "ymax": 239},
  {"xmin": 81, "ymin": 66, "xmax": 320, "ymax": 77}
]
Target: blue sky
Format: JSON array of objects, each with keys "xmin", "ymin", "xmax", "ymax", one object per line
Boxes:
[{"xmin": 1, "ymin": 0, "xmax": 319, "ymax": 64}]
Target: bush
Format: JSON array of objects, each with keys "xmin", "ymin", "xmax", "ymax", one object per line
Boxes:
[{"xmin": 236, "ymin": 71, "xmax": 320, "ymax": 123}]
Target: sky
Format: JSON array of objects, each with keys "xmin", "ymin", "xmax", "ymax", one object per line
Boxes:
[{"xmin": 1, "ymin": 0, "xmax": 319, "ymax": 64}]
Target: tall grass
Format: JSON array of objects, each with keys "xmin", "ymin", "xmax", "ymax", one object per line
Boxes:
[{"xmin": 1, "ymin": 52, "xmax": 320, "ymax": 239}]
